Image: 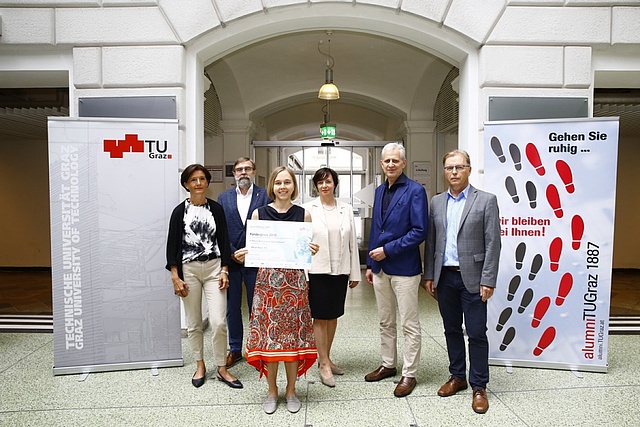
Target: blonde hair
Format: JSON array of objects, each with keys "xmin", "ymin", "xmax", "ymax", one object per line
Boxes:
[
  {"xmin": 267, "ymin": 166, "xmax": 298, "ymax": 200},
  {"xmin": 443, "ymin": 149, "xmax": 471, "ymax": 166}
]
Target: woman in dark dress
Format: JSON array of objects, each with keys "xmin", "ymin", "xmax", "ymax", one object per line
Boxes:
[
  {"xmin": 303, "ymin": 167, "xmax": 360, "ymax": 388},
  {"xmin": 240, "ymin": 166, "xmax": 318, "ymax": 414}
]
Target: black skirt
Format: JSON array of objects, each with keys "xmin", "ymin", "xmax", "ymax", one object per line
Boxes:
[{"xmin": 308, "ymin": 273, "xmax": 349, "ymax": 319}]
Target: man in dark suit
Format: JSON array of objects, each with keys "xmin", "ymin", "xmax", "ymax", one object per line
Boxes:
[
  {"xmin": 424, "ymin": 149, "xmax": 501, "ymax": 414},
  {"xmin": 364, "ymin": 142, "xmax": 428, "ymax": 398},
  {"xmin": 218, "ymin": 157, "xmax": 271, "ymax": 368}
]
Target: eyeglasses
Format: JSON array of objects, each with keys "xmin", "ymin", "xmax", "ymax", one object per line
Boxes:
[
  {"xmin": 234, "ymin": 167, "xmax": 254, "ymax": 173},
  {"xmin": 444, "ymin": 165, "xmax": 470, "ymax": 172}
]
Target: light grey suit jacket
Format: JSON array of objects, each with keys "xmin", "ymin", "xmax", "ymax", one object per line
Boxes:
[{"xmin": 424, "ymin": 185, "xmax": 501, "ymax": 293}]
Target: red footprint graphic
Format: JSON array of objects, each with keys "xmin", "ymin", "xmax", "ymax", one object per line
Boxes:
[
  {"xmin": 533, "ymin": 326, "xmax": 556, "ymax": 356},
  {"xmin": 532, "ymin": 296, "xmax": 551, "ymax": 328},
  {"xmin": 556, "ymin": 160, "xmax": 575, "ymax": 194},
  {"xmin": 556, "ymin": 273, "xmax": 573, "ymax": 306},
  {"xmin": 571, "ymin": 215, "xmax": 584, "ymax": 250},
  {"xmin": 549, "ymin": 237, "xmax": 562, "ymax": 272},
  {"xmin": 546, "ymin": 184, "xmax": 563, "ymax": 218},
  {"xmin": 526, "ymin": 143, "xmax": 546, "ymax": 176}
]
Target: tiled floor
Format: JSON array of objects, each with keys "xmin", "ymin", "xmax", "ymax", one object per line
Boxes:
[
  {"xmin": 2, "ymin": 268, "xmax": 640, "ymax": 316},
  {"xmin": 1, "ymin": 275, "xmax": 640, "ymax": 426}
]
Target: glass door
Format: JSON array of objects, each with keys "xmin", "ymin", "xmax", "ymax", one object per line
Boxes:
[{"xmin": 252, "ymin": 140, "xmax": 395, "ymax": 261}]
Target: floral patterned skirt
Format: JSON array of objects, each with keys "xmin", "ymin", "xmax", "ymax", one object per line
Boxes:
[{"xmin": 245, "ymin": 267, "xmax": 317, "ymax": 378}]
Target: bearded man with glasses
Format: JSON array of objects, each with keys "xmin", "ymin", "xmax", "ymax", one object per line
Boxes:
[{"xmin": 218, "ymin": 157, "xmax": 271, "ymax": 368}]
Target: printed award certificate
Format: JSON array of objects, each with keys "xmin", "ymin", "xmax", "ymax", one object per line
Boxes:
[{"xmin": 245, "ymin": 219, "xmax": 313, "ymax": 269}]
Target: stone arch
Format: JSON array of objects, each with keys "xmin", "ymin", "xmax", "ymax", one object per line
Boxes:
[{"xmin": 184, "ymin": 4, "xmax": 478, "ymax": 164}]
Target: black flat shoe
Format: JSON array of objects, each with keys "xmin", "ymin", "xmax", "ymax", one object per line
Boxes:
[
  {"xmin": 216, "ymin": 370, "xmax": 243, "ymax": 389},
  {"xmin": 192, "ymin": 371, "xmax": 205, "ymax": 388}
]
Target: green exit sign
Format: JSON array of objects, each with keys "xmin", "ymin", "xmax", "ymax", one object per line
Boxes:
[{"xmin": 320, "ymin": 123, "xmax": 336, "ymax": 139}]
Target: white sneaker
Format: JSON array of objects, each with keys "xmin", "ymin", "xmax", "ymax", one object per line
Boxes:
[
  {"xmin": 263, "ymin": 396, "xmax": 277, "ymax": 414},
  {"xmin": 286, "ymin": 395, "xmax": 301, "ymax": 413}
]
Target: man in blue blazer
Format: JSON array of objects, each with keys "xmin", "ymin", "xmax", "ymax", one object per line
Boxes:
[
  {"xmin": 217, "ymin": 157, "xmax": 271, "ymax": 368},
  {"xmin": 423, "ymin": 149, "xmax": 501, "ymax": 414},
  {"xmin": 365, "ymin": 142, "xmax": 428, "ymax": 398}
]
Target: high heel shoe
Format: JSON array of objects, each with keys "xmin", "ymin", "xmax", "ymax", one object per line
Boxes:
[
  {"xmin": 320, "ymin": 367, "xmax": 335, "ymax": 387},
  {"xmin": 192, "ymin": 371, "xmax": 205, "ymax": 388},
  {"xmin": 331, "ymin": 365, "xmax": 345, "ymax": 375}
]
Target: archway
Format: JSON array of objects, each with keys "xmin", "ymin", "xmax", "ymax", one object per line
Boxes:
[{"xmin": 184, "ymin": 4, "xmax": 478, "ymax": 180}]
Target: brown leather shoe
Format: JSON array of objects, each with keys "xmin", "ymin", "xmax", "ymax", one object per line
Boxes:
[
  {"xmin": 225, "ymin": 350, "xmax": 243, "ymax": 368},
  {"xmin": 472, "ymin": 389, "xmax": 489, "ymax": 414},
  {"xmin": 437, "ymin": 376, "xmax": 468, "ymax": 397},
  {"xmin": 393, "ymin": 376, "xmax": 417, "ymax": 397},
  {"xmin": 364, "ymin": 365, "xmax": 397, "ymax": 382}
]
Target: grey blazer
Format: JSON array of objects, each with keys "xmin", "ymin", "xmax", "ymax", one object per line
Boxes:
[{"xmin": 424, "ymin": 185, "xmax": 501, "ymax": 294}]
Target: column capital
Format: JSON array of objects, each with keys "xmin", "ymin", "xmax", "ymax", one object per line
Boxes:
[
  {"xmin": 219, "ymin": 120, "xmax": 255, "ymax": 135},
  {"xmin": 399, "ymin": 120, "xmax": 437, "ymax": 136}
]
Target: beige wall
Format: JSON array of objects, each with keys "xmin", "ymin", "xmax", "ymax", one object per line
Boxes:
[{"xmin": 0, "ymin": 137, "xmax": 51, "ymax": 267}]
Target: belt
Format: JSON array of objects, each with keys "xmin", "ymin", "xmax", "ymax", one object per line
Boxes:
[
  {"xmin": 444, "ymin": 265, "xmax": 460, "ymax": 272},
  {"xmin": 195, "ymin": 253, "xmax": 218, "ymax": 262}
]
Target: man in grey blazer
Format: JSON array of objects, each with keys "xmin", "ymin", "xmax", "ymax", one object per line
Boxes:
[
  {"xmin": 218, "ymin": 157, "xmax": 271, "ymax": 368},
  {"xmin": 423, "ymin": 149, "xmax": 501, "ymax": 414}
]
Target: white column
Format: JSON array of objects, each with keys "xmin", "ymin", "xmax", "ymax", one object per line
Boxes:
[
  {"xmin": 219, "ymin": 120, "xmax": 256, "ymax": 162},
  {"xmin": 399, "ymin": 120, "xmax": 437, "ymax": 197}
]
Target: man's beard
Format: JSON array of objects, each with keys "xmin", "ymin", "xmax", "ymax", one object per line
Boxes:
[{"xmin": 236, "ymin": 177, "xmax": 252, "ymax": 189}]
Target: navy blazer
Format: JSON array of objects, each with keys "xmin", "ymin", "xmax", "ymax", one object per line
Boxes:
[
  {"xmin": 217, "ymin": 185, "xmax": 271, "ymax": 269},
  {"xmin": 367, "ymin": 173, "xmax": 429, "ymax": 276}
]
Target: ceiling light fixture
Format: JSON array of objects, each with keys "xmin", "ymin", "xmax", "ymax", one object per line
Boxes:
[{"xmin": 318, "ymin": 31, "xmax": 339, "ymax": 101}]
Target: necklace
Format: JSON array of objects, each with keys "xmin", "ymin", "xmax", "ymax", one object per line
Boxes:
[{"xmin": 322, "ymin": 202, "xmax": 336, "ymax": 211}]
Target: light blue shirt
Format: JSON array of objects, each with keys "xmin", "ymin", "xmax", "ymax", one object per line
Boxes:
[{"xmin": 443, "ymin": 184, "xmax": 470, "ymax": 267}]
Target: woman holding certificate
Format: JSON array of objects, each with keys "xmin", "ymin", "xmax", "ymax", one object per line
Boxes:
[
  {"xmin": 165, "ymin": 164, "xmax": 243, "ymax": 390},
  {"xmin": 241, "ymin": 166, "xmax": 319, "ymax": 415},
  {"xmin": 304, "ymin": 167, "xmax": 360, "ymax": 388}
]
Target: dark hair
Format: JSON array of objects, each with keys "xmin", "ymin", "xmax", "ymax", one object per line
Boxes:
[
  {"xmin": 181, "ymin": 164, "xmax": 211, "ymax": 191},
  {"xmin": 267, "ymin": 166, "xmax": 298, "ymax": 200},
  {"xmin": 312, "ymin": 167, "xmax": 339, "ymax": 194}
]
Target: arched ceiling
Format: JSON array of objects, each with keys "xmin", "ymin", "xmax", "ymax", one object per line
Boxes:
[{"xmin": 204, "ymin": 30, "xmax": 454, "ymax": 141}]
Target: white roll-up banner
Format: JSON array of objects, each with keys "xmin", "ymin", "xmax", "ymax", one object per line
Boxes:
[
  {"xmin": 484, "ymin": 117, "xmax": 619, "ymax": 373},
  {"xmin": 48, "ymin": 118, "xmax": 182, "ymax": 375}
]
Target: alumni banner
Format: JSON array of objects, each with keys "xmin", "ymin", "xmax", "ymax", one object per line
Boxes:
[
  {"xmin": 484, "ymin": 117, "xmax": 619, "ymax": 373},
  {"xmin": 48, "ymin": 118, "xmax": 182, "ymax": 375}
]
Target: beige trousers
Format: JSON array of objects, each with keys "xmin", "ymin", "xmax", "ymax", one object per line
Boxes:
[
  {"xmin": 372, "ymin": 270, "xmax": 422, "ymax": 378},
  {"xmin": 182, "ymin": 259, "xmax": 227, "ymax": 366}
]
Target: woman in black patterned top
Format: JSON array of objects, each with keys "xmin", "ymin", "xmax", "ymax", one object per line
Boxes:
[{"xmin": 166, "ymin": 164, "xmax": 242, "ymax": 389}]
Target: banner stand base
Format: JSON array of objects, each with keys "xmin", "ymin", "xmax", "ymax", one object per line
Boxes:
[
  {"xmin": 490, "ymin": 358, "xmax": 607, "ymax": 374},
  {"xmin": 53, "ymin": 358, "xmax": 183, "ymax": 376}
]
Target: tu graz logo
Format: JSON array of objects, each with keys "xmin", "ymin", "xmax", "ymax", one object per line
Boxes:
[{"xmin": 104, "ymin": 134, "xmax": 173, "ymax": 159}]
